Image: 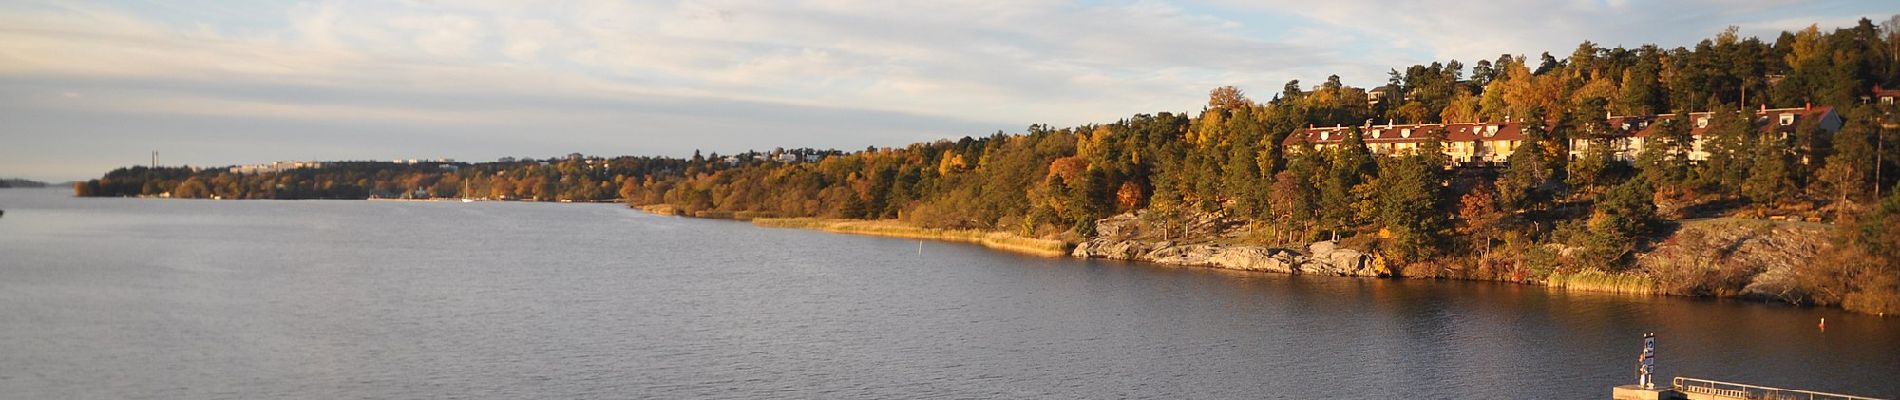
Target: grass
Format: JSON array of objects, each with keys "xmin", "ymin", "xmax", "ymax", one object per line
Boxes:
[
  {"xmin": 1545, "ymin": 269, "xmax": 1658, "ymax": 295},
  {"xmin": 753, "ymin": 218, "xmax": 1073, "ymax": 257},
  {"xmin": 635, "ymin": 204, "xmax": 684, "ymax": 216}
]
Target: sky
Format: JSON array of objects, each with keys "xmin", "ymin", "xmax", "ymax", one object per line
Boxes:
[{"xmin": 0, "ymin": 0, "xmax": 1892, "ymax": 182}]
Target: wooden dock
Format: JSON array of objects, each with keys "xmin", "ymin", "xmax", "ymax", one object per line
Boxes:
[{"xmin": 1614, "ymin": 377, "xmax": 1887, "ymax": 400}]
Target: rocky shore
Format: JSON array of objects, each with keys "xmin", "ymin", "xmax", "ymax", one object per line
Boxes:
[
  {"xmin": 640, "ymin": 204, "xmax": 1874, "ymax": 314},
  {"xmin": 1068, "ymin": 211, "xmax": 1853, "ymax": 311},
  {"xmin": 1072, "ymin": 238, "xmax": 1388, "ymax": 277}
]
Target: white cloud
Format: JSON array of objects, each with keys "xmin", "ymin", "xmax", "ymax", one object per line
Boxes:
[{"xmin": 1, "ymin": 0, "xmax": 1892, "ymax": 180}]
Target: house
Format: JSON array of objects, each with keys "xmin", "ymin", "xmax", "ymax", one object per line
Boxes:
[
  {"xmin": 1875, "ymin": 85, "xmax": 1900, "ymax": 106},
  {"xmin": 1282, "ymin": 105, "xmax": 1840, "ymax": 166},
  {"xmin": 1283, "ymin": 120, "xmax": 1525, "ymax": 165},
  {"xmin": 1610, "ymin": 105, "xmax": 1839, "ymax": 162}
]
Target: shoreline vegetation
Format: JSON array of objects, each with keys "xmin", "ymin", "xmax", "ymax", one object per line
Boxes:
[
  {"xmin": 635, "ymin": 204, "xmax": 1071, "ymax": 257},
  {"xmin": 751, "ymin": 218, "xmax": 1072, "ymax": 258},
  {"xmin": 76, "ymin": 19, "xmax": 1900, "ymax": 315}
]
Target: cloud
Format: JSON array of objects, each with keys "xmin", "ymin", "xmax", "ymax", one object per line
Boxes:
[{"xmin": 0, "ymin": 0, "xmax": 1892, "ymax": 181}]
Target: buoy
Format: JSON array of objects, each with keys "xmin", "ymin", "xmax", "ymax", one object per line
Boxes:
[{"xmin": 1819, "ymin": 318, "xmax": 1826, "ymax": 331}]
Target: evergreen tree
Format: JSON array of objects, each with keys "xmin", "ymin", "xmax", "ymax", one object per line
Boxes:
[
  {"xmin": 1742, "ymin": 132, "xmax": 1797, "ymax": 207},
  {"xmin": 1320, "ymin": 127, "xmax": 1377, "ymax": 238},
  {"xmin": 1698, "ymin": 107, "xmax": 1754, "ymax": 191},
  {"xmin": 1585, "ymin": 179, "xmax": 1660, "ymax": 267},
  {"xmin": 1377, "ymin": 150, "xmax": 1448, "ymax": 263},
  {"xmin": 1498, "ymin": 132, "xmax": 1554, "ymax": 212},
  {"xmin": 1819, "ymin": 105, "xmax": 1881, "ymax": 203}
]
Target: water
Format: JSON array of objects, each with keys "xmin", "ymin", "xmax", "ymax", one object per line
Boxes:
[{"xmin": 2, "ymin": 188, "xmax": 1896, "ymax": 399}]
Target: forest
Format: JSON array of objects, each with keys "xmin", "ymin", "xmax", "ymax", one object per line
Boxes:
[{"xmin": 80, "ymin": 19, "xmax": 1900, "ymax": 313}]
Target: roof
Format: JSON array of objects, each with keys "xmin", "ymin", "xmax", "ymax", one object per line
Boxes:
[
  {"xmin": 1874, "ymin": 85, "xmax": 1900, "ymax": 97},
  {"xmin": 1283, "ymin": 121, "xmax": 1525, "ymax": 146},
  {"xmin": 1627, "ymin": 106, "xmax": 1835, "ymax": 138}
]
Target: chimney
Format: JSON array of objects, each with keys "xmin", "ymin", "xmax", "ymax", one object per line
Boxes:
[{"xmin": 1805, "ymin": 101, "xmax": 1812, "ymax": 111}]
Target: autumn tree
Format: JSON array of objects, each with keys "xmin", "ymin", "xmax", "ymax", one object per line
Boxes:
[{"xmin": 1457, "ymin": 181, "xmax": 1507, "ymax": 257}]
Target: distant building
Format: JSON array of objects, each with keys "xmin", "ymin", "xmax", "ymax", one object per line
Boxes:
[{"xmin": 229, "ymin": 161, "xmax": 325, "ymax": 175}]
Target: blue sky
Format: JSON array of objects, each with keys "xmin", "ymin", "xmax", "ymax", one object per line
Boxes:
[{"xmin": 0, "ymin": 0, "xmax": 1892, "ymax": 181}]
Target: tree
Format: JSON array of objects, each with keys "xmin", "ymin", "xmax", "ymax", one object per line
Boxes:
[
  {"xmin": 174, "ymin": 178, "xmax": 210, "ymax": 199},
  {"xmin": 1585, "ymin": 179, "xmax": 1660, "ymax": 266},
  {"xmin": 1568, "ymin": 138, "xmax": 1618, "ymax": 193},
  {"xmin": 1114, "ymin": 181, "xmax": 1145, "ymax": 214},
  {"xmin": 1376, "ymin": 150, "xmax": 1448, "ymax": 263},
  {"xmin": 1498, "ymin": 132, "xmax": 1554, "ymax": 212},
  {"xmin": 1742, "ymin": 133, "xmax": 1797, "ymax": 207},
  {"xmin": 1638, "ymin": 114, "xmax": 1695, "ymax": 186},
  {"xmin": 1698, "ymin": 107, "xmax": 1753, "ymax": 191},
  {"xmin": 1320, "ymin": 127, "xmax": 1377, "ymax": 238},
  {"xmin": 1208, "ymin": 86, "xmax": 1252, "ymax": 110},
  {"xmin": 1820, "ymin": 105, "xmax": 1884, "ymax": 203},
  {"xmin": 1458, "ymin": 181, "xmax": 1507, "ymax": 257},
  {"xmin": 1615, "ymin": 61, "xmax": 1664, "ymax": 115}
]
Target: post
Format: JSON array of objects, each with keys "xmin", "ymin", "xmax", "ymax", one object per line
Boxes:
[{"xmin": 1639, "ymin": 333, "xmax": 1656, "ymax": 390}]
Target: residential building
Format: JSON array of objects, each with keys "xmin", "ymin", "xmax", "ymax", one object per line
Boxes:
[{"xmin": 1282, "ymin": 105, "xmax": 1840, "ymax": 166}]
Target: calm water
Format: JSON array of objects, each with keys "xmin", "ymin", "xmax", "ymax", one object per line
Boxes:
[{"xmin": 1, "ymin": 188, "xmax": 1896, "ymax": 399}]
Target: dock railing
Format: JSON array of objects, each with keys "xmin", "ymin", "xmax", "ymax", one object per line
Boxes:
[{"xmin": 1673, "ymin": 377, "xmax": 1888, "ymax": 400}]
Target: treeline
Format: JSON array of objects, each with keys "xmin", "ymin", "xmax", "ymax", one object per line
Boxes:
[
  {"xmin": 79, "ymin": 19, "xmax": 1900, "ymax": 313},
  {"xmin": 1, "ymin": 178, "xmax": 51, "ymax": 188},
  {"xmin": 78, "ymin": 156, "xmax": 659, "ymax": 201},
  {"xmin": 74, "ymin": 149, "xmax": 847, "ymax": 201}
]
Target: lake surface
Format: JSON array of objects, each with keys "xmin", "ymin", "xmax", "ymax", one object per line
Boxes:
[{"xmin": 2, "ymin": 188, "xmax": 1896, "ymax": 399}]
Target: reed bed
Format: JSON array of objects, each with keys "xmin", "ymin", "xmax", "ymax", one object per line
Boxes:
[{"xmin": 753, "ymin": 218, "xmax": 1072, "ymax": 257}]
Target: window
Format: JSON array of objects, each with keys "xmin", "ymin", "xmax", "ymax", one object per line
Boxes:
[
  {"xmin": 1696, "ymin": 117, "xmax": 1708, "ymax": 128},
  {"xmin": 1401, "ymin": 128, "xmax": 1412, "ymax": 138},
  {"xmin": 1779, "ymin": 113, "xmax": 1795, "ymax": 126},
  {"xmin": 1320, "ymin": 131, "xmax": 1330, "ymax": 141},
  {"xmin": 1485, "ymin": 125, "xmax": 1499, "ymax": 137}
]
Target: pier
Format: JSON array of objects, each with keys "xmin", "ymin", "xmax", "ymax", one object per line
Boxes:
[
  {"xmin": 1615, "ymin": 377, "xmax": 1887, "ymax": 400},
  {"xmin": 1611, "ymin": 333, "xmax": 1886, "ymax": 400}
]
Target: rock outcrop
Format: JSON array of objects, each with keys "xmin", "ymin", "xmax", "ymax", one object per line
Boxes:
[
  {"xmin": 1073, "ymin": 238, "xmax": 1384, "ymax": 277},
  {"xmin": 1634, "ymin": 220, "xmax": 1829, "ymax": 301},
  {"xmin": 1071, "ymin": 212, "xmax": 1386, "ymax": 277}
]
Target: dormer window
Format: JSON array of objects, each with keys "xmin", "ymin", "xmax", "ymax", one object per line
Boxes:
[
  {"xmin": 1320, "ymin": 131, "xmax": 1331, "ymax": 141},
  {"xmin": 1401, "ymin": 128, "xmax": 1412, "ymax": 138},
  {"xmin": 1484, "ymin": 125, "xmax": 1498, "ymax": 137},
  {"xmin": 1371, "ymin": 129, "xmax": 1383, "ymax": 139},
  {"xmin": 1696, "ymin": 117, "xmax": 1709, "ymax": 128},
  {"xmin": 1778, "ymin": 113, "xmax": 1795, "ymax": 126}
]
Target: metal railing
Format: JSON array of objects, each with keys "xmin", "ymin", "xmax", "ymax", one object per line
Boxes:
[{"xmin": 1673, "ymin": 377, "xmax": 1888, "ymax": 400}]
